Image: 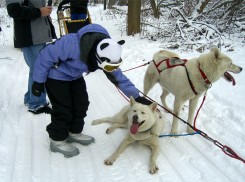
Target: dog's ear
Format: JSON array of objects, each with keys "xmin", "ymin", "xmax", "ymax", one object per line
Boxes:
[
  {"xmin": 150, "ymin": 110, "xmax": 164, "ymax": 136},
  {"xmin": 211, "ymin": 47, "xmax": 220, "ymax": 59},
  {"xmin": 149, "ymin": 102, "xmax": 158, "ymax": 112},
  {"xmin": 130, "ymin": 96, "xmax": 136, "ymax": 106}
]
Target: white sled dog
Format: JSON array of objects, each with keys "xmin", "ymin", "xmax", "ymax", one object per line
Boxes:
[
  {"xmin": 143, "ymin": 47, "xmax": 242, "ymax": 134},
  {"xmin": 92, "ymin": 97, "xmax": 164, "ymax": 174}
]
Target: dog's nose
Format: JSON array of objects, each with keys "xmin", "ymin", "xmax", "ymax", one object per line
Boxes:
[{"xmin": 133, "ymin": 115, "xmax": 138, "ymax": 121}]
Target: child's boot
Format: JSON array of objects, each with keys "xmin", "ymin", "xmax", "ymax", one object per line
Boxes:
[
  {"xmin": 50, "ymin": 139, "xmax": 80, "ymax": 158},
  {"xmin": 67, "ymin": 132, "xmax": 95, "ymax": 145}
]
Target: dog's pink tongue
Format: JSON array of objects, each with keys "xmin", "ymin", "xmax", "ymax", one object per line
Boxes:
[
  {"xmin": 224, "ymin": 72, "xmax": 236, "ymax": 86},
  {"xmin": 130, "ymin": 123, "xmax": 139, "ymax": 134}
]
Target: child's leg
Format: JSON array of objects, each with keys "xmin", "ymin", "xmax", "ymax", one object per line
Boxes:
[
  {"xmin": 45, "ymin": 78, "xmax": 73, "ymax": 141},
  {"xmin": 70, "ymin": 77, "xmax": 89, "ymax": 133}
]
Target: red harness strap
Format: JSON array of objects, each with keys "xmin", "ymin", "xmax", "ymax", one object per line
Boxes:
[
  {"xmin": 184, "ymin": 66, "xmax": 198, "ymax": 95},
  {"xmin": 152, "ymin": 60, "xmax": 165, "ymax": 74},
  {"xmin": 153, "ymin": 58, "xmax": 198, "ymax": 95},
  {"xmin": 198, "ymin": 63, "xmax": 212, "ymax": 88},
  {"xmin": 165, "ymin": 58, "xmax": 188, "ymax": 68},
  {"xmin": 153, "ymin": 58, "xmax": 187, "ymax": 74}
]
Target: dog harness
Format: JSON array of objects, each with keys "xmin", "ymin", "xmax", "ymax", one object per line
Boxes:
[
  {"xmin": 153, "ymin": 58, "xmax": 211, "ymax": 95},
  {"xmin": 153, "ymin": 57, "xmax": 187, "ymax": 74},
  {"xmin": 198, "ymin": 64, "xmax": 212, "ymax": 88}
]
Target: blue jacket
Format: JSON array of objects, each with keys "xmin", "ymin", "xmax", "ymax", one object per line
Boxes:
[{"xmin": 33, "ymin": 24, "xmax": 140, "ymax": 99}]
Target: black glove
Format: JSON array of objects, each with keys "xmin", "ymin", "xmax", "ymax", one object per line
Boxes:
[
  {"xmin": 32, "ymin": 81, "xmax": 45, "ymax": 97},
  {"xmin": 47, "ymin": 0, "xmax": 52, "ymax": 6},
  {"xmin": 135, "ymin": 96, "xmax": 153, "ymax": 105},
  {"xmin": 57, "ymin": 5, "xmax": 62, "ymax": 12}
]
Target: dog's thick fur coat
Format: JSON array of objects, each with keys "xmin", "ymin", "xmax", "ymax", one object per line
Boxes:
[
  {"xmin": 144, "ymin": 48, "xmax": 242, "ymax": 134},
  {"xmin": 92, "ymin": 97, "xmax": 164, "ymax": 174}
]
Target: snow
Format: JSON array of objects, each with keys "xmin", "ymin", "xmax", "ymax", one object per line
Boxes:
[{"xmin": 0, "ymin": 4, "xmax": 245, "ymax": 182}]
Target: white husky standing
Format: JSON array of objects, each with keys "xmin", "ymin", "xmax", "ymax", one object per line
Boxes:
[
  {"xmin": 92, "ymin": 97, "xmax": 165, "ymax": 174},
  {"xmin": 143, "ymin": 48, "xmax": 242, "ymax": 134}
]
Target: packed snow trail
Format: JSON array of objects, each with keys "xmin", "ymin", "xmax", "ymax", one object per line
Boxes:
[{"xmin": 0, "ymin": 4, "xmax": 245, "ymax": 182}]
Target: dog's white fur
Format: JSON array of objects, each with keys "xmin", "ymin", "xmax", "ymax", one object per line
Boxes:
[
  {"xmin": 92, "ymin": 97, "xmax": 165, "ymax": 174},
  {"xmin": 144, "ymin": 48, "xmax": 242, "ymax": 134}
]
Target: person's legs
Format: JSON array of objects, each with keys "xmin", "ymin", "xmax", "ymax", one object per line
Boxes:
[
  {"xmin": 45, "ymin": 78, "xmax": 79, "ymax": 157},
  {"xmin": 69, "ymin": 77, "xmax": 89, "ymax": 133},
  {"xmin": 67, "ymin": 77, "xmax": 94, "ymax": 145},
  {"xmin": 22, "ymin": 44, "xmax": 49, "ymax": 111},
  {"xmin": 45, "ymin": 78, "xmax": 73, "ymax": 141}
]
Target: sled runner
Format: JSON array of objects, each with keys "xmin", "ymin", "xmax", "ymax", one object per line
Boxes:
[{"xmin": 57, "ymin": 6, "xmax": 92, "ymax": 36}]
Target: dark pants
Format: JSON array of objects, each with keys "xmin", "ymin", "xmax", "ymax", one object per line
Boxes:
[{"xmin": 45, "ymin": 77, "xmax": 89, "ymax": 141}]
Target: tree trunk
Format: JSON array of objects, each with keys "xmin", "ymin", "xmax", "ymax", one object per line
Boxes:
[
  {"xmin": 118, "ymin": 0, "xmax": 127, "ymax": 6},
  {"xmin": 108, "ymin": 0, "xmax": 116, "ymax": 9},
  {"xmin": 104, "ymin": 0, "xmax": 106, "ymax": 10},
  {"xmin": 183, "ymin": 0, "xmax": 198, "ymax": 16},
  {"xmin": 127, "ymin": 0, "xmax": 141, "ymax": 35},
  {"xmin": 150, "ymin": 0, "xmax": 160, "ymax": 18},
  {"xmin": 198, "ymin": 0, "xmax": 211, "ymax": 14}
]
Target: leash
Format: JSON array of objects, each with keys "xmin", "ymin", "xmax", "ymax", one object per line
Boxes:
[
  {"xmin": 193, "ymin": 91, "xmax": 207, "ymax": 130},
  {"xmin": 122, "ymin": 61, "xmax": 151, "ymax": 72},
  {"xmin": 198, "ymin": 130, "xmax": 245, "ymax": 163},
  {"xmin": 119, "ymin": 62, "xmax": 245, "ymax": 164},
  {"xmin": 117, "ymin": 88, "xmax": 245, "ymax": 164},
  {"xmin": 115, "ymin": 79, "xmax": 245, "ymax": 164},
  {"xmin": 159, "ymin": 131, "xmax": 200, "ymax": 138},
  {"xmin": 140, "ymin": 91, "xmax": 245, "ymax": 163},
  {"xmin": 116, "ymin": 87, "xmax": 130, "ymax": 102}
]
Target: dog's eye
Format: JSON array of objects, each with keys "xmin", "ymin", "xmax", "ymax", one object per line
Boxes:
[
  {"xmin": 133, "ymin": 110, "xmax": 136, "ymax": 112},
  {"xmin": 141, "ymin": 112, "xmax": 145, "ymax": 114}
]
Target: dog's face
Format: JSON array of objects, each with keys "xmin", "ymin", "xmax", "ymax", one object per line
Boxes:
[
  {"xmin": 127, "ymin": 97, "xmax": 158, "ymax": 135},
  {"xmin": 211, "ymin": 48, "xmax": 242, "ymax": 85}
]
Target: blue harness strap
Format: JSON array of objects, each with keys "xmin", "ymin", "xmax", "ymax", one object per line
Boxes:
[{"xmin": 159, "ymin": 131, "xmax": 200, "ymax": 138}]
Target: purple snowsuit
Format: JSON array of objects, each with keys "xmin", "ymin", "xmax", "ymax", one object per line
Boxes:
[{"xmin": 33, "ymin": 23, "xmax": 140, "ymax": 140}]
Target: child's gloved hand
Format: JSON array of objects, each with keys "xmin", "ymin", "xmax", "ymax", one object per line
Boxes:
[
  {"xmin": 32, "ymin": 81, "xmax": 45, "ymax": 97},
  {"xmin": 135, "ymin": 96, "xmax": 152, "ymax": 105}
]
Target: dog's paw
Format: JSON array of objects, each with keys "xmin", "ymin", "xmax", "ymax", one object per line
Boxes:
[
  {"xmin": 170, "ymin": 129, "xmax": 178, "ymax": 135},
  {"xmin": 91, "ymin": 119, "xmax": 100, "ymax": 125},
  {"xmin": 106, "ymin": 127, "xmax": 114, "ymax": 134},
  {"xmin": 181, "ymin": 105, "xmax": 188, "ymax": 111},
  {"xmin": 104, "ymin": 158, "xmax": 115, "ymax": 165},
  {"xmin": 149, "ymin": 164, "xmax": 159, "ymax": 174},
  {"xmin": 170, "ymin": 130, "xmax": 180, "ymax": 138}
]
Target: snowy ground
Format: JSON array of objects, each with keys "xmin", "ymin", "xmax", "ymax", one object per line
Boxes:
[{"xmin": 0, "ymin": 4, "xmax": 245, "ymax": 182}]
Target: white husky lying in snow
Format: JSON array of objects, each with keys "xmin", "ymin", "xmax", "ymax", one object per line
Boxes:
[{"xmin": 92, "ymin": 97, "xmax": 165, "ymax": 174}]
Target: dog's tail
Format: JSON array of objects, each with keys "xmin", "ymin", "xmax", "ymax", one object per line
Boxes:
[
  {"xmin": 143, "ymin": 61, "xmax": 160, "ymax": 95},
  {"xmin": 143, "ymin": 50, "xmax": 179, "ymax": 95}
]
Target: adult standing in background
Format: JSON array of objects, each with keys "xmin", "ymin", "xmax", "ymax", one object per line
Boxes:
[
  {"xmin": 57, "ymin": 0, "xmax": 88, "ymax": 20},
  {"xmin": 6, "ymin": 0, "xmax": 57, "ymax": 114}
]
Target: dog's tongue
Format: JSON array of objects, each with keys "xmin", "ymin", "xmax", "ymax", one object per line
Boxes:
[
  {"xmin": 130, "ymin": 122, "xmax": 140, "ymax": 134},
  {"xmin": 224, "ymin": 72, "xmax": 236, "ymax": 86}
]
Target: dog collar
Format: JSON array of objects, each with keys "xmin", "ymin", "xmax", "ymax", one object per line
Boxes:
[{"xmin": 198, "ymin": 63, "xmax": 212, "ymax": 89}]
